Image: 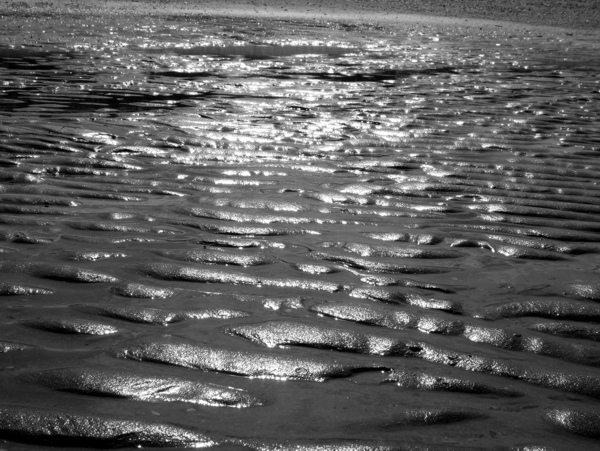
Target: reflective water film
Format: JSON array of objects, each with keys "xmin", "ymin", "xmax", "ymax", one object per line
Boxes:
[{"xmin": 1, "ymin": 10, "xmax": 600, "ymax": 450}]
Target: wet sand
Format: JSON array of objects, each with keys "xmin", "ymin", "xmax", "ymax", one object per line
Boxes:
[
  {"xmin": 2, "ymin": 0, "xmax": 600, "ymax": 30},
  {"xmin": 1, "ymin": 0, "xmax": 600, "ymax": 450}
]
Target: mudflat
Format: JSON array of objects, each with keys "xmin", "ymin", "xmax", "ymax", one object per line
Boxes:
[
  {"xmin": 1, "ymin": 0, "xmax": 600, "ymax": 450},
  {"xmin": 2, "ymin": 0, "xmax": 600, "ymax": 29}
]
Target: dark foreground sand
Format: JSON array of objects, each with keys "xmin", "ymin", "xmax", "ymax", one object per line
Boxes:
[{"xmin": 1, "ymin": 0, "xmax": 600, "ymax": 30}]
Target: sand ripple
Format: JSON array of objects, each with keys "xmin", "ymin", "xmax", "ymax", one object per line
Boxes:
[{"xmin": 0, "ymin": 8, "xmax": 599, "ymax": 449}]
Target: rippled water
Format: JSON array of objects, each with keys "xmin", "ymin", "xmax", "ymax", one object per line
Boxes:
[{"xmin": 1, "ymin": 11, "xmax": 600, "ymax": 450}]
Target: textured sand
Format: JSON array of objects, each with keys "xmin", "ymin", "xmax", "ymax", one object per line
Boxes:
[
  {"xmin": 1, "ymin": 0, "xmax": 600, "ymax": 447},
  {"xmin": 1, "ymin": 0, "xmax": 600, "ymax": 30}
]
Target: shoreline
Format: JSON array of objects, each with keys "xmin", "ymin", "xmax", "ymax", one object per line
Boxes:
[{"xmin": 1, "ymin": 0, "xmax": 599, "ymax": 32}]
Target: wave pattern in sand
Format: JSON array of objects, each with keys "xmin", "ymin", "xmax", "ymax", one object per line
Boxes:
[{"xmin": 1, "ymin": 12, "xmax": 600, "ymax": 450}]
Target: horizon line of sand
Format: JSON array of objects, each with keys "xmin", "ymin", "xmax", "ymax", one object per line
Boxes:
[{"xmin": 1, "ymin": 0, "xmax": 599, "ymax": 32}]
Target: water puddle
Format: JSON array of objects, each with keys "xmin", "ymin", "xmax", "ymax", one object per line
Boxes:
[{"xmin": 159, "ymin": 44, "xmax": 351, "ymax": 58}]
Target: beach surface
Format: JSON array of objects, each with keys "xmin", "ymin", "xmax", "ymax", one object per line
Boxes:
[
  {"xmin": 2, "ymin": 0, "xmax": 600, "ymax": 30},
  {"xmin": 1, "ymin": 0, "xmax": 600, "ymax": 450}
]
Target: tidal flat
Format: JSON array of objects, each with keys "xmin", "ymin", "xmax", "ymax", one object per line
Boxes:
[{"xmin": 1, "ymin": 2, "xmax": 600, "ymax": 449}]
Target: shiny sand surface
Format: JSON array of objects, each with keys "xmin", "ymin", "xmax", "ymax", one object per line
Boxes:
[{"xmin": 1, "ymin": 1, "xmax": 600, "ymax": 450}]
